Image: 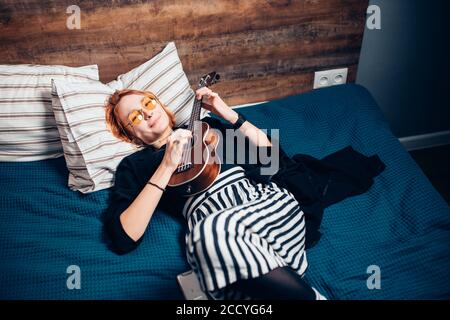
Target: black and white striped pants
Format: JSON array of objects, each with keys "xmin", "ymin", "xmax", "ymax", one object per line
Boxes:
[{"xmin": 183, "ymin": 166, "xmax": 308, "ymax": 299}]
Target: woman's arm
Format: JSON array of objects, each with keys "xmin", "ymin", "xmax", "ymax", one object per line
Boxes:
[
  {"xmin": 196, "ymin": 88, "xmax": 272, "ymax": 147},
  {"xmin": 106, "ymin": 129, "xmax": 191, "ymax": 254},
  {"xmin": 119, "ymin": 162, "xmax": 174, "ymax": 242},
  {"xmin": 105, "ymin": 156, "xmax": 173, "ymax": 254},
  {"xmin": 118, "ymin": 129, "xmax": 191, "ymax": 242},
  {"xmin": 221, "ymin": 107, "xmax": 272, "ymax": 147}
]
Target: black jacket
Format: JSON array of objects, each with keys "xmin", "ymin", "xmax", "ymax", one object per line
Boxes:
[{"xmin": 248, "ymin": 144, "xmax": 385, "ymax": 249}]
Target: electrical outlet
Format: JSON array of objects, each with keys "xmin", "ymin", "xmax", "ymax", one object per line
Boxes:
[{"xmin": 313, "ymin": 68, "xmax": 348, "ymax": 89}]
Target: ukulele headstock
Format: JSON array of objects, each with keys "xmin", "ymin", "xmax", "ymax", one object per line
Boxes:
[{"xmin": 198, "ymin": 71, "xmax": 220, "ymax": 88}]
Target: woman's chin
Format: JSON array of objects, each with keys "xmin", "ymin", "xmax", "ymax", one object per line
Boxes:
[{"xmin": 142, "ymin": 123, "xmax": 168, "ymax": 144}]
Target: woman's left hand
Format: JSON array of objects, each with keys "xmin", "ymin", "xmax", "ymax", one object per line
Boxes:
[{"xmin": 195, "ymin": 87, "xmax": 230, "ymax": 118}]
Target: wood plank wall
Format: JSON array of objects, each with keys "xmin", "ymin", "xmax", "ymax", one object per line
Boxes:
[{"xmin": 0, "ymin": 0, "xmax": 368, "ymax": 106}]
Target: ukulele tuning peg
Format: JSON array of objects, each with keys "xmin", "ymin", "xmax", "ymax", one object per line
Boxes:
[{"xmin": 198, "ymin": 71, "xmax": 221, "ymax": 88}]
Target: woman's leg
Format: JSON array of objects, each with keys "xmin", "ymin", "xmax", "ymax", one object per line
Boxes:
[{"xmin": 229, "ymin": 266, "xmax": 316, "ymax": 300}]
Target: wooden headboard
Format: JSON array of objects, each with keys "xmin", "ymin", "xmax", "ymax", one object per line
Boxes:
[{"xmin": 0, "ymin": 0, "xmax": 368, "ymax": 105}]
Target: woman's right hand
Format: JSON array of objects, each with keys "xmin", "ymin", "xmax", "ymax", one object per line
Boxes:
[{"xmin": 161, "ymin": 129, "xmax": 192, "ymax": 172}]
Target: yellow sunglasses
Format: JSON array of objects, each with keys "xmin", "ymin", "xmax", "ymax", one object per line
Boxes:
[{"xmin": 125, "ymin": 96, "xmax": 159, "ymax": 128}]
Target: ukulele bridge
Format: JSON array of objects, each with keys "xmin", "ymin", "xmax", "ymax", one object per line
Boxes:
[{"xmin": 176, "ymin": 163, "xmax": 193, "ymax": 173}]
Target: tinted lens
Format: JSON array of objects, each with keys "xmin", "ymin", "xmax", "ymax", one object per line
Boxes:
[
  {"xmin": 128, "ymin": 110, "xmax": 144, "ymax": 126},
  {"xmin": 142, "ymin": 96, "xmax": 158, "ymax": 110}
]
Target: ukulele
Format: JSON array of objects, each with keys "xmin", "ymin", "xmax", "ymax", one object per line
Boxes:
[{"xmin": 167, "ymin": 72, "xmax": 222, "ymax": 197}]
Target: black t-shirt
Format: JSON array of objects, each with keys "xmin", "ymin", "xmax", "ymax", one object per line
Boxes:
[{"xmin": 104, "ymin": 116, "xmax": 275, "ymax": 254}]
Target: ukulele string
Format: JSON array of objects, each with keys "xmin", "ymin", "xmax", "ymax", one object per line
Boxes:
[
  {"xmin": 179, "ymin": 82, "xmax": 206, "ymax": 172},
  {"xmin": 184, "ymin": 96, "xmax": 200, "ymax": 170},
  {"xmin": 182, "ymin": 133, "xmax": 189, "ymax": 170},
  {"xmin": 180, "ymin": 108, "xmax": 193, "ymax": 171},
  {"xmin": 184, "ymin": 101, "xmax": 197, "ymax": 170}
]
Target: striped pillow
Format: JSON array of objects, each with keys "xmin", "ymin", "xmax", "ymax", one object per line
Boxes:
[
  {"xmin": 51, "ymin": 42, "xmax": 195, "ymax": 193},
  {"xmin": 0, "ymin": 64, "xmax": 99, "ymax": 162}
]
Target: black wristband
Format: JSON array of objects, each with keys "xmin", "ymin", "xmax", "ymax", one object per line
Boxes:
[
  {"xmin": 147, "ymin": 181, "xmax": 165, "ymax": 192},
  {"xmin": 232, "ymin": 112, "xmax": 247, "ymax": 130}
]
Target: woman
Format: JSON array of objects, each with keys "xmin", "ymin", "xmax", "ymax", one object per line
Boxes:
[{"xmin": 104, "ymin": 88, "xmax": 326, "ymax": 300}]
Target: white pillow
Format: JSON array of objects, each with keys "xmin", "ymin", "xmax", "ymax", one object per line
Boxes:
[
  {"xmin": 52, "ymin": 42, "xmax": 195, "ymax": 193},
  {"xmin": 0, "ymin": 64, "xmax": 99, "ymax": 161}
]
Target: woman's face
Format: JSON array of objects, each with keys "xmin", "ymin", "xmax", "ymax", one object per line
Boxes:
[{"xmin": 115, "ymin": 94, "xmax": 170, "ymax": 145}]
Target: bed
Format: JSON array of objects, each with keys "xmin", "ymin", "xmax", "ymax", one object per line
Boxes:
[{"xmin": 1, "ymin": 83, "xmax": 449, "ymax": 299}]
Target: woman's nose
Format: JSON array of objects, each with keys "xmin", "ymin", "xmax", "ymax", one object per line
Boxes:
[{"xmin": 141, "ymin": 108, "xmax": 154, "ymax": 119}]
